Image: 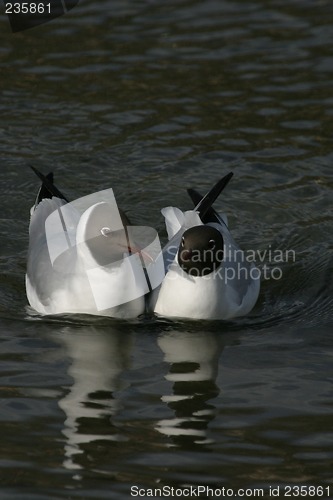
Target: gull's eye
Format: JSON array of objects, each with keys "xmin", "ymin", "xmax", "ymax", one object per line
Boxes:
[
  {"xmin": 208, "ymin": 239, "xmax": 216, "ymax": 249},
  {"xmin": 181, "ymin": 236, "xmax": 185, "ymax": 247}
]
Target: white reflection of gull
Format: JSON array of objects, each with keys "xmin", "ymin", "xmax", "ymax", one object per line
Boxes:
[
  {"xmin": 55, "ymin": 326, "xmax": 133, "ymax": 471},
  {"xmin": 156, "ymin": 330, "xmax": 223, "ymax": 445}
]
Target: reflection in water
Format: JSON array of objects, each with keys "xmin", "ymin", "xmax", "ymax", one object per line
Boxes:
[
  {"xmin": 55, "ymin": 325, "xmax": 133, "ymax": 471},
  {"xmin": 156, "ymin": 330, "xmax": 224, "ymax": 447}
]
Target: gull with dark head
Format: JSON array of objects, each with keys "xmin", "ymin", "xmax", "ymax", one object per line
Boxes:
[{"xmin": 149, "ymin": 172, "xmax": 260, "ymax": 320}]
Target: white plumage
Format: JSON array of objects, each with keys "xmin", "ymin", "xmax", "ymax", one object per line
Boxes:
[
  {"xmin": 26, "ymin": 169, "xmax": 259, "ymax": 321},
  {"xmin": 150, "ymin": 200, "xmax": 260, "ymax": 321},
  {"xmin": 26, "ymin": 180, "xmax": 146, "ymax": 319}
]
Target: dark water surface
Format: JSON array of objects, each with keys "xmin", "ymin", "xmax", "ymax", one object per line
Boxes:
[{"xmin": 1, "ymin": 1, "xmax": 333, "ymax": 498}]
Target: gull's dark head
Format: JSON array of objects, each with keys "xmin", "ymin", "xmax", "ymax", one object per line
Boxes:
[{"xmin": 177, "ymin": 225, "xmax": 224, "ymax": 277}]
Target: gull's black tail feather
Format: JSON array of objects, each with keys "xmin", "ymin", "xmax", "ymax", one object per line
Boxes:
[
  {"xmin": 36, "ymin": 171, "xmax": 54, "ymax": 205},
  {"xmin": 187, "ymin": 172, "xmax": 233, "ymax": 225},
  {"xmin": 30, "ymin": 165, "xmax": 69, "ymax": 205},
  {"xmin": 187, "ymin": 188, "xmax": 222, "ymax": 224}
]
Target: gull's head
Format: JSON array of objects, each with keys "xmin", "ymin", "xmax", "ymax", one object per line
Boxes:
[{"xmin": 177, "ymin": 225, "xmax": 224, "ymax": 277}]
